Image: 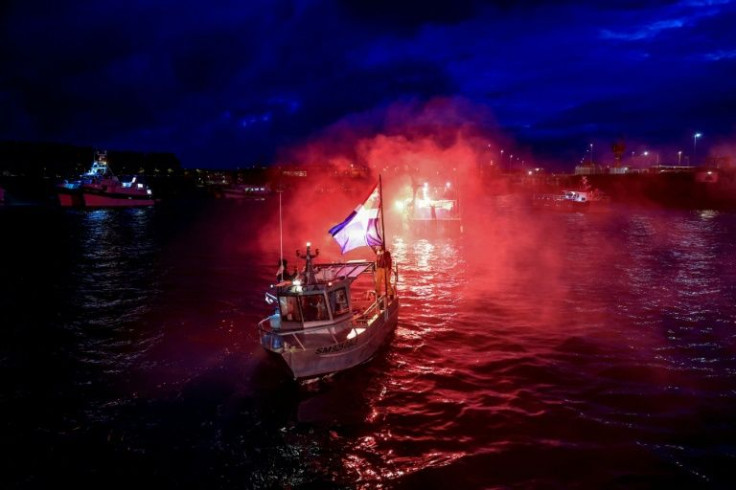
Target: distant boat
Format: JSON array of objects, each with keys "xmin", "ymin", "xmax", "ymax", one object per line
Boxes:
[
  {"xmin": 399, "ymin": 179, "xmax": 463, "ymax": 233},
  {"xmin": 256, "ymin": 177, "xmax": 399, "ymax": 380},
  {"xmin": 218, "ymin": 183, "xmax": 271, "ymax": 200},
  {"xmin": 531, "ymin": 177, "xmax": 611, "ymax": 213},
  {"xmin": 56, "ymin": 151, "xmax": 155, "ymax": 207}
]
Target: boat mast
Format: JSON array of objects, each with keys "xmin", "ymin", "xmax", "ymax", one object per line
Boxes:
[
  {"xmin": 379, "ymin": 174, "xmax": 386, "ymax": 249},
  {"xmin": 296, "ymin": 243, "xmax": 319, "ymax": 285},
  {"xmin": 279, "ymin": 181, "xmax": 283, "ymax": 270},
  {"xmin": 378, "ymin": 174, "xmax": 390, "ymax": 303}
]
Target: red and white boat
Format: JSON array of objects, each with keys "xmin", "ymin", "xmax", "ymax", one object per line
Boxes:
[{"xmin": 56, "ymin": 151, "xmax": 155, "ymax": 207}]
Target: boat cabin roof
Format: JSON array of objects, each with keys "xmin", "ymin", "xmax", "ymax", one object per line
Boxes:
[
  {"xmin": 321, "ymin": 261, "xmax": 373, "ymax": 280},
  {"xmin": 277, "ymin": 260, "xmax": 373, "ymax": 296}
]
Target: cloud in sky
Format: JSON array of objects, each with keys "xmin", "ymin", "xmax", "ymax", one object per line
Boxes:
[{"xmin": 1, "ymin": 0, "xmax": 735, "ymax": 169}]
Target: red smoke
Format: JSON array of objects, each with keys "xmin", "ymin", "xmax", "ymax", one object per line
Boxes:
[
  {"xmin": 255, "ymin": 97, "xmax": 516, "ymax": 263},
  {"xmin": 249, "ymin": 96, "xmax": 643, "ymax": 338}
]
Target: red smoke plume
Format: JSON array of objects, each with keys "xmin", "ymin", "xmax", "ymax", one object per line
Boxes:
[{"xmin": 257, "ymin": 97, "xmax": 514, "ymax": 264}]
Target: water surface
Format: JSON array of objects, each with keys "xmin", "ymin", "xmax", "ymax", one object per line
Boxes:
[{"xmin": 2, "ymin": 199, "xmax": 735, "ymax": 489}]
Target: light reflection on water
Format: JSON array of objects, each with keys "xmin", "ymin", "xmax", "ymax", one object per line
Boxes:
[
  {"xmin": 3, "ymin": 201, "xmax": 736, "ymax": 488},
  {"xmin": 287, "ymin": 205, "xmax": 736, "ymax": 488}
]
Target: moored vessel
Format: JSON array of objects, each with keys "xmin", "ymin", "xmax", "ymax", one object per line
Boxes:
[
  {"xmin": 531, "ymin": 177, "xmax": 611, "ymax": 213},
  {"xmin": 398, "ymin": 179, "xmax": 462, "ymax": 234},
  {"xmin": 219, "ymin": 183, "xmax": 271, "ymax": 200},
  {"xmin": 56, "ymin": 151, "xmax": 155, "ymax": 207}
]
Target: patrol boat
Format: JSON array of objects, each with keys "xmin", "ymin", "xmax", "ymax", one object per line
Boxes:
[
  {"xmin": 56, "ymin": 150, "xmax": 155, "ymax": 207},
  {"xmin": 257, "ymin": 178, "xmax": 399, "ymax": 380}
]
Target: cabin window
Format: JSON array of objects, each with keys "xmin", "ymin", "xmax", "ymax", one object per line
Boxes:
[
  {"xmin": 279, "ymin": 296, "xmax": 301, "ymax": 322},
  {"xmin": 301, "ymin": 294, "xmax": 328, "ymax": 322},
  {"xmin": 330, "ymin": 288, "xmax": 350, "ymax": 316}
]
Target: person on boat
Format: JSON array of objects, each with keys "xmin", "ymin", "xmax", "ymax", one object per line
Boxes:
[
  {"xmin": 264, "ymin": 307, "xmax": 283, "ymax": 352},
  {"xmin": 334, "ymin": 289, "xmax": 349, "ymax": 314},
  {"xmin": 374, "ymin": 247, "xmax": 394, "ymax": 298},
  {"xmin": 283, "ymin": 296, "xmax": 299, "ymax": 321},
  {"xmin": 316, "ymin": 295, "xmax": 327, "ymax": 320},
  {"xmin": 276, "ymin": 259, "xmax": 297, "ymax": 282}
]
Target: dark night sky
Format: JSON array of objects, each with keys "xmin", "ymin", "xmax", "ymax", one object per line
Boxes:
[{"xmin": 2, "ymin": 0, "xmax": 735, "ymax": 170}]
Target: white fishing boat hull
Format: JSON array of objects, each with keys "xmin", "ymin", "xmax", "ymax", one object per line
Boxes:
[{"xmin": 279, "ymin": 298, "xmax": 399, "ymax": 379}]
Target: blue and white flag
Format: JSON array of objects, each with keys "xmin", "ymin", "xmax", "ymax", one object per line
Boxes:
[{"xmin": 329, "ymin": 183, "xmax": 383, "ymax": 254}]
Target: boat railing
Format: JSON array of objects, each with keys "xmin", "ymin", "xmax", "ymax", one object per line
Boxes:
[
  {"xmin": 257, "ymin": 305, "xmax": 380, "ymax": 353},
  {"xmin": 355, "ymin": 298, "xmax": 381, "ymax": 323}
]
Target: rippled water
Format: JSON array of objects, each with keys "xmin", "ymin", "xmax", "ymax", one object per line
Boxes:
[{"xmin": 2, "ymin": 198, "xmax": 736, "ymax": 489}]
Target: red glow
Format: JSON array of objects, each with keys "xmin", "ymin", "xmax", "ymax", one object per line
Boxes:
[{"xmin": 251, "ymin": 97, "xmax": 516, "ymax": 262}]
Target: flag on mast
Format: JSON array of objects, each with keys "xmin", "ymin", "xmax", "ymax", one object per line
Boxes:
[{"xmin": 329, "ymin": 182, "xmax": 383, "ymax": 254}]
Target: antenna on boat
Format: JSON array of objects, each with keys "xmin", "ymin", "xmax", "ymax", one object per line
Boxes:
[
  {"xmin": 296, "ymin": 242, "xmax": 319, "ymax": 285},
  {"xmin": 279, "ymin": 180, "xmax": 283, "ymax": 270},
  {"xmin": 379, "ymin": 174, "xmax": 386, "ymax": 249},
  {"xmin": 378, "ymin": 174, "xmax": 390, "ymax": 305}
]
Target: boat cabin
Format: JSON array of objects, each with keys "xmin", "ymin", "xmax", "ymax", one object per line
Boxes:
[
  {"xmin": 271, "ymin": 261, "xmax": 374, "ymax": 330},
  {"xmin": 84, "ymin": 151, "xmax": 112, "ymax": 178}
]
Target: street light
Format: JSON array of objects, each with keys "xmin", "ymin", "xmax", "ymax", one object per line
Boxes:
[
  {"xmin": 678, "ymin": 151, "xmax": 682, "ymax": 165},
  {"xmin": 590, "ymin": 143, "xmax": 593, "ymax": 165},
  {"xmin": 693, "ymin": 132, "xmax": 702, "ymax": 165}
]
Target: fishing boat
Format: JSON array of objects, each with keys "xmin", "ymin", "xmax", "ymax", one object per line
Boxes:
[
  {"xmin": 56, "ymin": 150, "xmax": 155, "ymax": 207},
  {"xmin": 256, "ymin": 178, "xmax": 399, "ymax": 380},
  {"xmin": 398, "ymin": 179, "xmax": 462, "ymax": 234}
]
